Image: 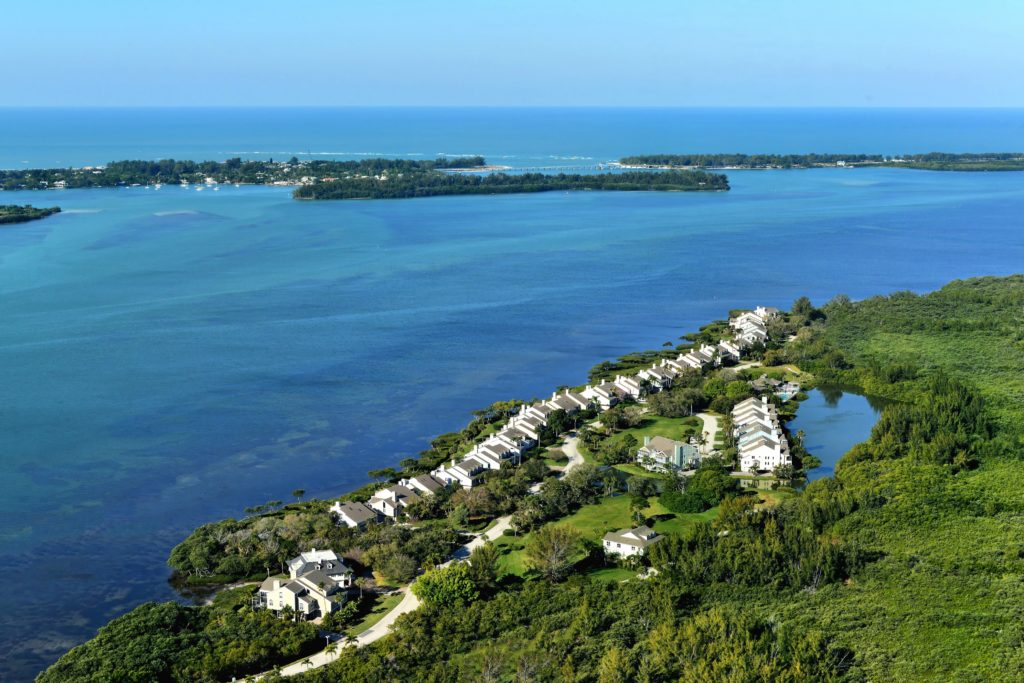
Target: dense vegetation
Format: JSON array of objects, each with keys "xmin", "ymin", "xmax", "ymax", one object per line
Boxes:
[
  {"xmin": 0, "ymin": 156, "xmax": 486, "ymax": 190},
  {"xmin": 620, "ymin": 153, "xmax": 887, "ymax": 168},
  {"xmin": 293, "ymin": 169, "xmax": 729, "ymax": 200},
  {"xmin": 37, "ymin": 589, "xmax": 319, "ymax": 683},
  {"xmin": 0, "ymin": 204, "xmax": 61, "ymax": 224},
  {"xmin": 620, "ymin": 152, "xmax": 1024, "ymax": 171},
  {"xmin": 284, "ymin": 276, "xmax": 1024, "ymax": 682},
  {"xmin": 40, "ymin": 276, "xmax": 1024, "ymax": 681}
]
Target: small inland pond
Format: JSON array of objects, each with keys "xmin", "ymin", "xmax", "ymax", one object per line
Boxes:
[{"xmin": 789, "ymin": 385, "xmax": 885, "ymax": 481}]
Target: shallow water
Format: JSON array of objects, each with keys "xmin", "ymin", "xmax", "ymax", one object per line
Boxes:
[{"xmin": 3, "ymin": 108, "xmax": 1024, "ymax": 679}]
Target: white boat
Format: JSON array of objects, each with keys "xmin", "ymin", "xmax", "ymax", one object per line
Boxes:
[
  {"xmin": 196, "ymin": 186, "xmax": 204, "ymax": 192},
  {"xmin": 213, "ymin": 187, "xmax": 220, "ymax": 191}
]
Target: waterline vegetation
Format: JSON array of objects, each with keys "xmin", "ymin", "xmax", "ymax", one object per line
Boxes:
[{"xmin": 39, "ymin": 275, "xmax": 1024, "ymax": 681}]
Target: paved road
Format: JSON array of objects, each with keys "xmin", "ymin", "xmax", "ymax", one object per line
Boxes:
[
  {"xmin": 559, "ymin": 432, "xmax": 586, "ymax": 471},
  {"xmin": 246, "ymin": 431, "xmax": 586, "ymax": 680},
  {"xmin": 696, "ymin": 412, "xmax": 721, "ymax": 454}
]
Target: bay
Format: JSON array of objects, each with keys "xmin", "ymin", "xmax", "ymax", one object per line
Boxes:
[{"xmin": 2, "ymin": 108, "xmax": 1024, "ymax": 679}]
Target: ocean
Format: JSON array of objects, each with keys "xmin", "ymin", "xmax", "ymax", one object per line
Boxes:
[{"xmin": 2, "ymin": 107, "xmax": 1024, "ymax": 680}]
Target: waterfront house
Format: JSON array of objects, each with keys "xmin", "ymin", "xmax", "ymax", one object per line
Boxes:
[
  {"xmin": 433, "ymin": 456, "xmax": 488, "ymax": 489},
  {"xmin": 602, "ymin": 526, "xmax": 662, "ymax": 558},
  {"xmin": 368, "ymin": 484, "xmax": 423, "ymax": 518},
  {"xmin": 400, "ymin": 473, "xmax": 447, "ymax": 496},
  {"xmin": 521, "ymin": 402, "xmax": 556, "ymax": 422},
  {"xmin": 257, "ymin": 549, "xmax": 352, "ymax": 620},
  {"xmin": 717, "ymin": 339, "xmax": 742, "ymax": 362},
  {"xmin": 546, "ymin": 390, "xmax": 589, "ymax": 414},
  {"xmin": 582, "ymin": 382, "xmax": 620, "ymax": 409},
  {"xmin": 508, "ymin": 414, "xmax": 545, "ymax": 441},
  {"xmin": 613, "ymin": 374, "xmax": 645, "ymax": 400},
  {"xmin": 330, "ymin": 501, "xmax": 380, "ymax": 529},
  {"xmin": 732, "ymin": 396, "xmax": 791, "ymax": 473},
  {"xmin": 638, "ymin": 363, "xmax": 675, "ymax": 390},
  {"xmin": 738, "ymin": 435, "xmax": 791, "ymax": 473}
]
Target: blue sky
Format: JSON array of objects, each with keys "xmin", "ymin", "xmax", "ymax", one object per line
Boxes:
[{"xmin": 2, "ymin": 0, "xmax": 1022, "ymax": 106}]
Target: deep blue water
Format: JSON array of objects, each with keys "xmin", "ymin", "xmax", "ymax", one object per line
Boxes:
[
  {"xmin": 3, "ymin": 107, "xmax": 1024, "ymax": 169},
  {"xmin": 790, "ymin": 388, "xmax": 885, "ymax": 481},
  {"xmin": 2, "ymin": 108, "xmax": 1024, "ymax": 680}
]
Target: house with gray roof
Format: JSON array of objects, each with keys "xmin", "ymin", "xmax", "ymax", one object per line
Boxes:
[
  {"xmin": 602, "ymin": 526, "xmax": 662, "ymax": 558},
  {"xmin": 368, "ymin": 484, "xmax": 422, "ymax": 518},
  {"xmin": 637, "ymin": 435, "xmax": 700, "ymax": 472},
  {"xmin": 330, "ymin": 500, "xmax": 380, "ymax": 529},
  {"xmin": 257, "ymin": 548, "xmax": 353, "ymax": 620}
]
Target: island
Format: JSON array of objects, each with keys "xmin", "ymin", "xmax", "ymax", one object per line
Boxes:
[
  {"xmin": 620, "ymin": 152, "xmax": 1024, "ymax": 171},
  {"xmin": 0, "ymin": 204, "xmax": 61, "ymax": 224},
  {"xmin": 39, "ymin": 275, "xmax": 1024, "ymax": 682},
  {"xmin": 293, "ymin": 169, "xmax": 729, "ymax": 200},
  {"xmin": 0, "ymin": 156, "xmax": 730, "ymax": 198}
]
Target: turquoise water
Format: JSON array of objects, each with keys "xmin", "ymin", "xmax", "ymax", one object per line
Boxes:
[
  {"xmin": 790, "ymin": 387, "xmax": 886, "ymax": 481},
  {"xmin": 2, "ymin": 108, "xmax": 1024, "ymax": 679}
]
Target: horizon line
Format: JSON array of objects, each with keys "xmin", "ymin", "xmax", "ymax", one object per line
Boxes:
[{"xmin": 2, "ymin": 104, "xmax": 1024, "ymax": 110}]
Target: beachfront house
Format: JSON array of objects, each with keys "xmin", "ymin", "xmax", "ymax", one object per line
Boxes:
[
  {"xmin": 330, "ymin": 500, "xmax": 380, "ymax": 529},
  {"xmin": 546, "ymin": 390, "xmax": 590, "ymax": 414},
  {"xmin": 582, "ymin": 382, "xmax": 621, "ymax": 410},
  {"xmin": 602, "ymin": 526, "xmax": 662, "ymax": 558},
  {"xmin": 433, "ymin": 456, "xmax": 488, "ymax": 489},
  {"xmin": 368, "ymin": 484, "xmax": 423, "ymax": 518},
  {"xmin": 613, "ymin": 374, "xmax": 645, "ymax": 400},
  {"xmin": 400, "ymin": 473, "xmax": 447, "ymax": 496},
  {"xmin": 257, "ymin": 549, "xmax": 352, "ymax": 620},
  {"xmin": 638, "ymin": 363, "xmax": 675, "ymax": 390},
  {"xmin": 637, "ymin": 435, "xmax": 701, "ymax": 472}
]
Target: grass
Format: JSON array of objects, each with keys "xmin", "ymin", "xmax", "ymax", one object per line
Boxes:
[
  {"xmin": 493, "ymin": 495, "xmax": 721, "ymax": 579},
  {"xmin": 617, "ymin": 414, "xmax": 701, "ymax": 444},
  {"xmin": 612, "ymin": 463, "xmax": 661, "ymax": 479},
  {"xmin": 542, "ymin": 447, "xmax": 569, "ymax": 468},
  {"xmin": 345, "ymin": 591, "xmax": 405, "ymax": 636},
  {"xmin": 585, "ymin": 566, "xmax": 637, "ymax": 582}
]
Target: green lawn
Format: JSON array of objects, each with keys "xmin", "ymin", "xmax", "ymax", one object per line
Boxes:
[
  {"xmin": 492, "ymin": 494, "xmax": 721, "ymax": 579},
  {"xmin": 585, "ymin": 566, "xmax": 637, "ymax": 582},
  {"xmin": 618, "ymin": 414, "xmax": 701, "ymax": 444},
  {"xmin": 612, "ymin": 463, "xmax": 661, "ymax": 479},
  {"xmin": 346, "ymin": 591, "xmax": 405, "ymax": 636}
]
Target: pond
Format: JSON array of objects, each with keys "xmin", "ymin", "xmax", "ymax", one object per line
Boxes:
[{"xmin": 789, "ymin": 386, "xmax": 886, "ymax": 481}]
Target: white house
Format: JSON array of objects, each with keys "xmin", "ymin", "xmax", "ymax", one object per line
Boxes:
[
  {"xmin": 330, "ymin": 501, "xmax": 379, "ymax": 529},
  {"xmin": 613, "ymin": 374, "xmax": 644, "ymax": 400},
  {"xmin": 508, "ymin": 414, "xmax": 545, "ymax": 441},
  {"xmin": 546, "ymin": 390, "xmax": 589, "ymax": 414},
  {"xmin": 732, "ymin": 396, "xmax": 791, "ymax": 473},
  {"xmin": 738, "ymin": 436, "xmax": 791, "ymax": 473},
  {"xmin": 582, "ymin": 382, "xmax": 620, "ymax": 409},
  {"xmin": 717, "ymin": 339, "xmax": 742, "ymax": 362},
  {"xmin": 400, "ymin": 473, "xmax": 447, "ymax": 496},
  {"xmin": 521, "ymin": 402, "xmax": 556, "ymax": 423},
  {"xmin": 602, "ymin": 526, "xmax": 662, "ymax": 558},
  {"xmin": 433, "ymin": 455, "xmax": 488, "ymax": 489},
  {"xmin": 368, "ymin": 484, "xmax": 423, "ymax": 518},
  {"xmin": 638, "ymin": 363, "xmax": 675, "ymax": 390}
]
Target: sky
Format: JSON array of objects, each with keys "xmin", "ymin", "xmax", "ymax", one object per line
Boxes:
[{"xmin": 2, "ymin": 0, "xmax": 1022, "ymax": 107}]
